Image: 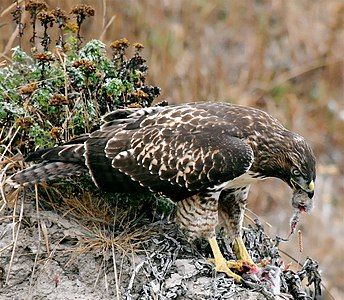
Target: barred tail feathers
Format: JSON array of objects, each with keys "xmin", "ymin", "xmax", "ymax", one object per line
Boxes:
[{"xmin": 3, "ymin": 162, "xmax": 86, "ymax": 192}]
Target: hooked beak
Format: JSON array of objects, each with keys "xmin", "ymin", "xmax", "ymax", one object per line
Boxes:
[{"xmin": 290, "ymin": 179, "xmax": 315, "ymax": 199}]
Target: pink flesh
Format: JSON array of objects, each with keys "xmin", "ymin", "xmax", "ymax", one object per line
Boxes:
[{"xmin": 298, "ymin": 205, "xmax": 306, "ymax": 212}]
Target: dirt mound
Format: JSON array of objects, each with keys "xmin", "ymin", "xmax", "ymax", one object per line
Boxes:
[{"xmin": 0, "ymin": 189, "xmax": 321, "ymax": 300}]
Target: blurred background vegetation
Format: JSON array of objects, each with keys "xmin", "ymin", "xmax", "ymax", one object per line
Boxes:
[{"xmin": 0, "ymin": 0, "xmax": 343, "ymax": 298}]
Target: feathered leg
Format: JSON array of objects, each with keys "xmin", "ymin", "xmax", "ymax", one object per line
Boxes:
[
  {"xmin": 176, "ymin": 193, "xmax": 241, "ymax": 282},
  {"xmin": 218, "ymin": 187, "xmax": 257, "ymax": 272}
]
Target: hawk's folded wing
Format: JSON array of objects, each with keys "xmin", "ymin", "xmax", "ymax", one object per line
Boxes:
[{"xmin": 104, "ymin": 117, "xmax": 254, "ymax": 199}]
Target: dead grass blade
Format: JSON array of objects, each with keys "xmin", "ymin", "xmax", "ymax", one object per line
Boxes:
[
  {"xmin": 99, "ymin": 15, "xmax": 116, "ymax": 41},
  {"xmin": 245, "ymin": 207, "xmax": 272, "ymax": 228},
  {"xmin": 0, "ymin": 3, "xmax": 27, "ymax": 58},
  {"xmin": 0, "ymin": 1, "xmax": 23, "ymax": 18},
  {"xmin": 111, "ymin": 243, "xmax": 121, "ymax": 299},
  {"xmin": 5, "ymin": 191, "xmax": 24, "ymax": 285},
  {"xmin": 0, "ymin": 126, "xmax": 20, "ymax": 162}
]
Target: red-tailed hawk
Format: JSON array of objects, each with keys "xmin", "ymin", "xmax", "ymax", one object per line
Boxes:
[{"xmin": 4, "ymin": 102, "xmax": 316, "ymax": 281}]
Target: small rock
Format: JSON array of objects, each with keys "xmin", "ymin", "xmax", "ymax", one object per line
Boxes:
[
  {"xmin": 165, "ymin": 273, "xmax": 183, "ymax": 288},
  {"xmin": 175, "ymin": 259, "xmax": 198, "ymax": 277}
]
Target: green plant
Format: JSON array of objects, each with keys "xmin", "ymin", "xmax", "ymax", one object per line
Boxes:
[{"xmin": 0, "ymin": 2, "xmax": 161, "ymax": 157}]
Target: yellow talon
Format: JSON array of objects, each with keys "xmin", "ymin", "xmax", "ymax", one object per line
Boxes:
[
  {"xmin": 208, "ymin": 236, "xmax": 242, "ymax": 282},
  {"xmin": 231, "ymin": 236, "xmax": 260, "ymax": 274},
  {"xmin": 226, "ymin": 260, "xmax": 246, "ymax": 271},
  {"xmin": 207, "ymin": 236, "xmax": 260, "ymax": 281}
]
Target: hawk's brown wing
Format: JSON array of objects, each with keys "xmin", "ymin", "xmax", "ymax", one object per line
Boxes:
[
  {"xmin": 13, "ymin": 105, "xmax": 254, "ymax": 200},
  {"xmin": 103, "ymin": 106, "xmax": 254, "ymax": 200}
]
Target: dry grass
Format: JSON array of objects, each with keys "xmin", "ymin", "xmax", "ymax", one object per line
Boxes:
[
  {"xmin": 32, "ymin": 184, "xmax": 160, "ymax": 254},
  {"xmin": 0, "ymin": 181, "xmax": 161, "ymax": 298},
  {"xmin": 0, "ymin": 0, "xmax": 343, "ymax": 298}
]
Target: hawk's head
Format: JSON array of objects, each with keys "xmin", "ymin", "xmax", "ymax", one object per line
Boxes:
[
  {"xmin": 284, "ymin": 134, "xmax": 316, "ymax": 213},
  {"xmin": 259, "ymin": 131, "xmax": 316, "ymax": 212}
]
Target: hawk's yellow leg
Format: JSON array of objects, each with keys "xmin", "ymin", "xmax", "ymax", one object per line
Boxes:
[
  {"xmin": 225, "ymin": 236, "xmax": 257, "ymax": 271},
  {"xmin": 208, "ymin": 236, "xmax": 242, "ymax": 282},
  {"xmin": 233, "ymin": 236, "xmax": 254, "ymax": 264}
]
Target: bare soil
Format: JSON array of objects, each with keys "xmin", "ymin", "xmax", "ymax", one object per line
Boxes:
[
  {"xmin": 0, "ymin": 198, "xmax": 268, "ymax": 300},
  {"xmin": 0, "ymin": 188, "xmax": 321, "ymax": 300}
]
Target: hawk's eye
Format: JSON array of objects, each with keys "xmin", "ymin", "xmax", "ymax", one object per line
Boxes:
[{"xmin": 292, "ymin": 168, "xmax": 301, "ymax": 176}]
